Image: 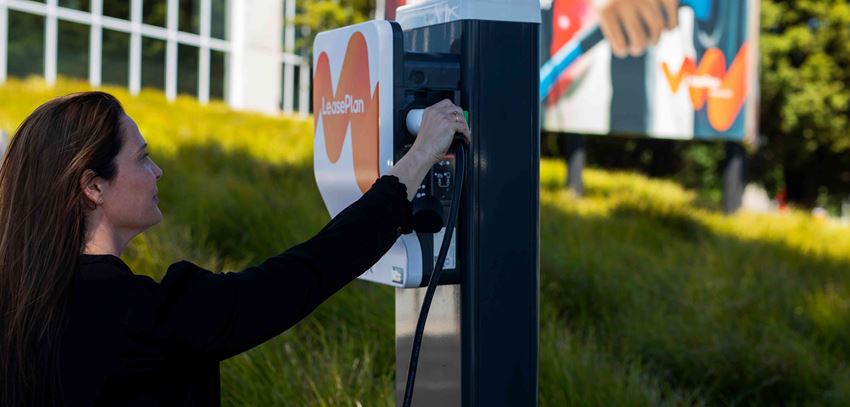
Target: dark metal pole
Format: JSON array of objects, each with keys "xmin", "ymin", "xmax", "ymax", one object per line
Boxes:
[
  {"xmin": 723, "ymin": 141, "xmax": 746, "ymax": 214},
  {"xmin": 397, "ymin": 17, "xmax": 539, "ymax": 407},
  {"xmin": 459, "ymin": 20, "xmax": 539, "ymax": 407},
  {"xmin": 564, "ymin": 134, "xmax": 585, "ymax": 196}
]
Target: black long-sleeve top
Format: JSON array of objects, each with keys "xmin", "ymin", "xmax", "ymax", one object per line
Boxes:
[{"xmin": 59, "ymin": 176, "xmax": 412, "ymax": 406}]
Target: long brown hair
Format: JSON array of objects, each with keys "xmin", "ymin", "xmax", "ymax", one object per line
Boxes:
[{"xmin": 0, "ymin": 92, "xmax": 125, "ymax": 406}]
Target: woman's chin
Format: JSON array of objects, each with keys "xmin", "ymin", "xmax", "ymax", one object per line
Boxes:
[{"xmin": 150, "ymin": 207, "xmax": 163, "ymax": 225}]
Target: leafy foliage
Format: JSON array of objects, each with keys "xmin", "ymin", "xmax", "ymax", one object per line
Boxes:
[
  {"xmin": 754, "ymin": 0, "xmax": 850, "ymax": 207},
  {"xmin": 289, "ymin": 0, "xmax": 373, "ymax": 55}
]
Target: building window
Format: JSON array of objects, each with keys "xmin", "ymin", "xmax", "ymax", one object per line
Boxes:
[
  {"xmin": 102, "ymin": 29, "xmax": 130, "ymax": 87},
  {"xmin": 293, "ymin": 64, "xmax": 301, "ymax": 112},
  {"xmin": 103, "ymin": 1, "xmax": 129, "ymax": 20},
  {"xmin": 211, "ymin": 0, "xmax": 228, "ymax": 40},
  {"xmin": 1, "ymin": 0, "xmax": 231, "ymax": 104},
  {"xmin": 177, "ymin": 44, "xmax": 199, "ymax": 97},
  {"xmin": 179, "ymin": 0, "xmax": 201, "ymax": 35},
  {"xmin": 57, "ymin": 20, "xmax": 89, "ymax": 81},
  {"xmin": 58, "ymin": 0, "xmax": 89, "ymax": 12},
  {"xmin": 210, "ymin": 49, "xmax": 227, "ymax": 101},
  {"xmin": 143, "ymin": 0, "xmax": 168, "ymax": 28},
  {"xmin": 141, "ymin": 37, "xmax": 166, "ymax": 92},
  {"xmin": 281, "ymin": 0, "xmax": 308, "ymax": 115},
  {"xmin": 7, "ymin": 11, "xmax": 45, "ymax": 79}
]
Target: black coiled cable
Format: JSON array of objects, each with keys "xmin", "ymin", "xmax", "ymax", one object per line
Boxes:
[{"xmin": 402, "ymin": 137, "xmax": 467, "ymax": 407}]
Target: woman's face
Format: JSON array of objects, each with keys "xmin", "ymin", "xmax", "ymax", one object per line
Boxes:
[{"xmin": 100, "ymin": 115, "xmax": 163, "ymax": 234}]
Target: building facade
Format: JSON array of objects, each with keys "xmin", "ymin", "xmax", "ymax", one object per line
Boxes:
[{"xmin": 0, "ymin": 0, "xmax": 309, "ymax": 115}]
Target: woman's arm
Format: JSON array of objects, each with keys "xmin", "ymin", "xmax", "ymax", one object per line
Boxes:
[
  {"xmin": 141, "ymin": 100, "xmax": 470, "ymax": 361},
  {"xmin": 142, "ymin": 175, "xmax": 411, "ymax": 361},
  {"xmin": 387, "ymin": 149, "xmax": 431, "ymax": 201}
]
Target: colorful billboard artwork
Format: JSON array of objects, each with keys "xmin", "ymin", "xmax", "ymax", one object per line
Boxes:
[{"xmin": 540, "ymin": 0, "xmax": 759, "ymax": 141}]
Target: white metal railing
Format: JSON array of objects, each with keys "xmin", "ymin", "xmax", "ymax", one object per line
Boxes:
[
  {"xmin": 0, "ymin": 0, "xmax": 230, "ymax": 104},
  {"xmin": 0, "ymin": 0, "xmax": 309, "ymax": 115},
  {"xmin": 280, "ymin": 0, "xmax": 308, "ymax": 116}
]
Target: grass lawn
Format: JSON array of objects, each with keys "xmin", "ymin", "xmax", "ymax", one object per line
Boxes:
[{"xmin": 2, "ymin": 78, "xmax": 849, "ymax": 406}]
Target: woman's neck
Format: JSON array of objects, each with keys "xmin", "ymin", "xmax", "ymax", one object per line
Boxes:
[
  {"xmin": 82, "ymin": 241, "xmax": 123, "ymax": 256},
  {"xmin": 83, "ymin": 214, "xmax": 130, "ymax": 256}
]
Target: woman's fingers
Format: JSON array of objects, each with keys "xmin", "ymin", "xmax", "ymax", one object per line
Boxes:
[
  {"xmin": 454, "ymin": 112, "xmax": 471, "ymax": 142},
  {"xmin": 454, "ymin": 122, "xmax": 471, "ymax": 144},
  {"xmin": 435, "ymin": 101, "xmax": 470, "ymax": 134},
  {"xmin": 415, "ymin": 100, "xmax": 472, "ymax": 163},
  {"xmin": 432, "ymin": 98, "xmax": 455, "ymax": 110},
  {"xmin": 443, "ymin": 107, "xmax": 471, "ymax": 142}
]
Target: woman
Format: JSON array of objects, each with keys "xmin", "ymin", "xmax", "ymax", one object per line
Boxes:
[{"xmin": 0, "ymin": 92, "xmax": 470, "ymax": 406}]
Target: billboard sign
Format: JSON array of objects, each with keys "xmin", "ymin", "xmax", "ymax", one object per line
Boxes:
[{"xmin": 540, "ymin": 0, "xmax": 759, "ymax": 141}]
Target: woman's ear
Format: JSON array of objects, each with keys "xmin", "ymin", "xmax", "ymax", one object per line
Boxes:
[{"xmin": 80, "ymin": 169, "xmax": 104, "ymax": 207}]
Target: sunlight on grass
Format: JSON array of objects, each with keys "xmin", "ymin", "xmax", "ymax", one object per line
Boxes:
[
  {"xmin": 0, "ymin": 77, "xmax": 313, "ymax": 166},
  {"xmin": 2, "ymin": 78, "xmax": 849, "ymax": 405}
]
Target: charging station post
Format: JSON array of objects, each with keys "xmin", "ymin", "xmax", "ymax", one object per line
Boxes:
[
  {"xmin": 395, "ymin": 2, "xmax": 540, "ymax": 406},
  {"xmin": 312, "ymin": 1, "xmax": 540, "ymax": 404}
]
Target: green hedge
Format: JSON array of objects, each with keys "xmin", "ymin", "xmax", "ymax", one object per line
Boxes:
[{"xmin": 1, "ymin": 78, "xmax": 849, "ymax": 405}]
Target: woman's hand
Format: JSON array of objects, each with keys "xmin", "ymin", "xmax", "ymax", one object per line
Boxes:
[
  {"xmin": 388, "ymin": 100, "xmax": 471, "ymax": 201},
  {"xmin": 592, "ymin": 0, "xmax": 679, "ymax": 58},
  {"xmin": 411, "ymin": 99, "xmax": 472, "ymax": 165}
]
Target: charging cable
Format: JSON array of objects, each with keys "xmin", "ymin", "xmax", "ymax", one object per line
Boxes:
[{"xmin": 402, "ymin": 136, "xmax": 467, "ymax": 407}]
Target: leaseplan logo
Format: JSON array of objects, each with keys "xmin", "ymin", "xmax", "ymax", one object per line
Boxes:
[
  {"xmin": 661, "ymin": 43, "xmax": 750, "ymax": 132},
  {"xmin": 321, "ymin": 94, "xmax": 366, "ymax": 115},
  {"xmin": 314, "ymin": 31, "xmax": 379, "ymax": 193}
]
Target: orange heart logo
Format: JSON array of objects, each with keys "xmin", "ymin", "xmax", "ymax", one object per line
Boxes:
[{"xmin": 313, "ymin": 32, "xmax": 380, "ymax": 193}]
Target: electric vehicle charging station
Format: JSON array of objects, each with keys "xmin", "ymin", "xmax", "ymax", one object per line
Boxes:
[
  {"xmin": 313, "ymin": 20, "xmax": 463, "ymax": 289},
  {"xmin": 313, "ymin": 0, "xmax": 540, "ymax": 404}
]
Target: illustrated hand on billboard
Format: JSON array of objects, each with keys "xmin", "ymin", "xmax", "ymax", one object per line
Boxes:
[{"xmin": 592, "ymin": 0, "xmax": 679, "ymax": 58}]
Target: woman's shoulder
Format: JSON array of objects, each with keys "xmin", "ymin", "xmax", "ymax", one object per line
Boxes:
[
  {"xmin": 76, "ymin": 255, "xmax": 215, "ymax": 292},
  {"xmin": 70, "ymin": 257, "xmax": 212, "ymax": 336},
  {"xmin": 75, "ymin": 255, "xmax": 221, "ymax": 301},
  {"xmin": 73, "ymin": 255, "xmax": 161, "ymax": 308},
  {"xmin": 78, "ymin": 253, "xmax": 132, "ymax": 272},
  {"xmin": 77, "ymin": 254, "xmax": 154, "ymax": 285}
]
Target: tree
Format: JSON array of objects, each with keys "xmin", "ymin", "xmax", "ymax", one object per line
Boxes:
[
  {"xmin": 289, "ymin": 0, "xmax": 374, "ymax": 56},
  {"xmin": 755, "ymin": 0, "xmax": 850, "ymax": 208}
]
